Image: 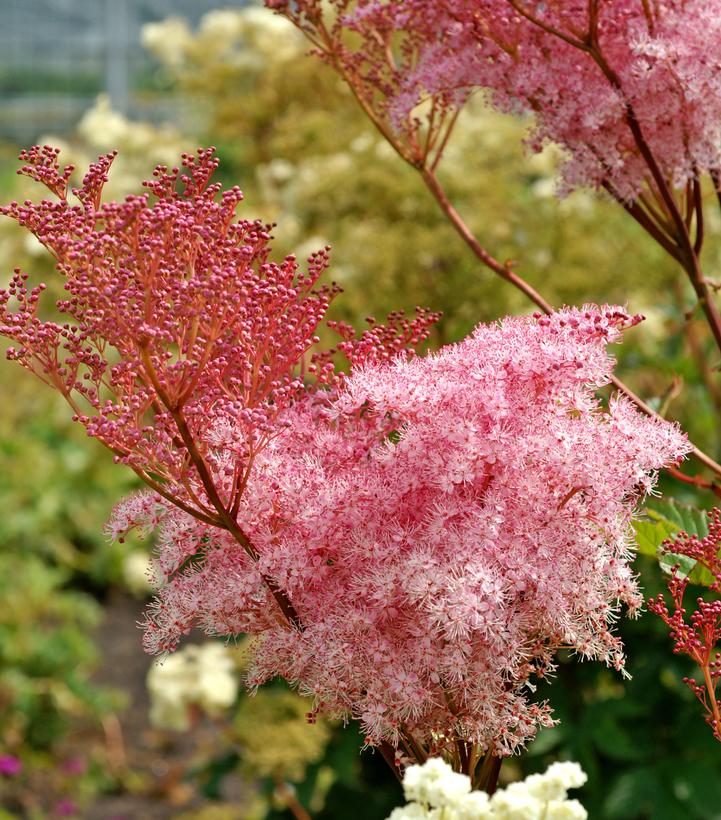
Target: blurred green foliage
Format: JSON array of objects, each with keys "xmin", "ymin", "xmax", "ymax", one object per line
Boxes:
[
  {"xmin": 0, "ymin": 68, "xmax": 102, "ymax": 95},
  {"xmin": 0, "ymin": 368, "xmax": 140, "ymax": 587},
  {"xmin": 0, "ymin": 554, "xmax": 107, "ymax": 748}
]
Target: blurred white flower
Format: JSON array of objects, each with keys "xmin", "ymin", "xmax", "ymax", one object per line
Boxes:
[
  {"xmin": 77, "ymin": 95, "xmax": 185, "ymax": 161},
  {"xmin": 454, "ymin": 791, "xmax": 492, "ymax": 820},
  {"xmin": 404, "ymin": 757, "xmax": 471, "ymax": 807},
  {"xmin": 531, "ymin": 178, "xmax": 556, "ymax": 199},
  {"xmin": 142, "ymin": 17, "xmax": 193, "ymax": 69},
  {"xmin": 200, "ymin": 9, "xmax": 248, "ymax": 41},
  {"xmin": 557, "ymin": 190, "xmax": 596, "ymax": 216},
  {"xmin": 388, "ymin": 804, "xmax": 441, "ymax": 820},
  {"xmin": 526, "ymin": 143, "xmax": 565, "ymax": 176},
  {"xmin": 147, "ymin": 642, "xmax": 238, "ymax": 731},
  {"xmin": 350, "ymin": 132, "xmax": 376, "ymax": 153},
  {"xmin": 228, "ymin": 7, "xmax": 302, "ymax": 61},
  {"xmin": 143, "ymin": 7, "xmax": 302, "ymax": 72},
  {"xmin": 545, "ymin": 799, "xmax": 588, "ymax": 820},
  {"xmin": 489, "ymin": 785, "xmax": 545, "ymax": 820},
  {"xmin": 266, "ymin": 158, "xmax": 296, "ymax": 184},
  {"xmin": 387, "ymin": 758, "xmax": 587, "ymax": 820},
  {"xmin": 122, "ymin": 550, "xmax": 155, "ymax": 597}
]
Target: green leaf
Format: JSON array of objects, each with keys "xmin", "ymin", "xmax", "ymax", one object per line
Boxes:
[
  {"xmin": 648, "ymin": 500, "xmax": 709, "ymax": 539},
  {"xmin": 650, "ymin": 792, "xmax": 697, "ymax": 820},
  {"xmin": 634, "ymin": 502, "xmax": 717, "ymax": 586},
  {"xmin": 604, "ymin": 766, "xmax": 660, "ymax": 818},
  {"xmin": 658, "ymin": 550, "xmax": 698, "ymax": 580},
  {"xmin": 670, "ymin": 760, "xmax": 721, "ymax": 819},
  {"xmin": 590, "ymin": 714, "xmax": 645, "ymax": 761},
  {"xmin": 632, "ymin": 515, "xmax": 679, "ymax": 557}
]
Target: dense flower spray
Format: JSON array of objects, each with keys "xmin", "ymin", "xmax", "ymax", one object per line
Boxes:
[
  {"xmin": 0, "ymin": 148, "xmax": 689, "ymax": 783},
  {"xmin": 0, "ymin": 146, "xmax": 436, "ymax": 630},
  {"xmin": 221, "ymin": 305, "xmax": 688, "ymax": 768},
  {"xmin": 268, "ymin": 0, "xmax": 721, "ymax": 384}
]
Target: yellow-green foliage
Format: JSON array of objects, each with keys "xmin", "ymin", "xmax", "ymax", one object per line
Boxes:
[{"xmin": 234, "ymin": 689, "xmax": 331, "ymax": 783}]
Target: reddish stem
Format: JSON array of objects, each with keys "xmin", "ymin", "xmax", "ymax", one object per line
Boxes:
[
  {"xmin": 139, "ymin": 344, "xmax": 304, "ymax": 631},
  {"xmin": 666, "ymin": 466, "xmax": 721, "ymax": 500}
]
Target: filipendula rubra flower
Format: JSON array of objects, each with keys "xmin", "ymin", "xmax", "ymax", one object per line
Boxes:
[
  {"xmin": 227, "ymin": 306, "xmax": 688, "ymax": 761},
  {"xmin": 0, "ymin": 147, "xmax": 690, "ymax": 769},
  {"xmin": 270, "ymin": 0, "xmax": 721, "ymax": 200},
  {"xmin": 0, "ymin": 145, "xmax": 437, "ymax": 631}
]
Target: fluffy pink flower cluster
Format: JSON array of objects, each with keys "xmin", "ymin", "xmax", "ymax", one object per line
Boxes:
[
  {"xmin": 0, "ymin": 146, "xmax": 436, "ymax": 627},
  {"xmin": 130, "ymin": 305, "xmax": 687, "ymax": 754},
  {"xmin": 270, "ymin": 0, "xmax": 721, "ymax": 199},
  {"xmin": 0, "ymin": 146, "xmax": 690, "ymax": 757}
]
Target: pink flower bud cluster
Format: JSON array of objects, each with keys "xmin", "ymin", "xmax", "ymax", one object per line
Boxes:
[
  {"xmin": 648, "ymin": 510, "xmax": 721, "ymax": 742},
  {"xmin": 0, "ymin": 147, "xmax": 435, "ymax": 531},
  {"xmin": 270, "ymin": 0, "xmax": 721, "ymax": 199},
  {"xmin": 135, "ymin": 305, "xmax": 687, "ymax": 754}
]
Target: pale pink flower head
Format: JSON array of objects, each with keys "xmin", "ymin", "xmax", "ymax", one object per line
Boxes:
[
  {"xmin": 139, "ymin": 304, "xmax": 689, "ymax": 755},
  {"xmin": 270, "ymin": 0, "xmax": 721, "ymax": 198}
]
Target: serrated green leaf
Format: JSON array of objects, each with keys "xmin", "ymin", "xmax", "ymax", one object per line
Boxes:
[
  {"xmin": 658, "ymin": 550, "xmax": 697, "ymax": 579},
  {"xmin": 658, "ymin": 551, "xmax": 716, "ymax": 586},
  {"xmin": 648, "ymin": 500, "xmax": 709, "ymax": 539},
  {"xmin": 632, "ymin": 515, "xmax": 679, "ymax": 557},
  {"xmin": 635, "ymin": 502, "xmax": 718, "ymax": 586}
]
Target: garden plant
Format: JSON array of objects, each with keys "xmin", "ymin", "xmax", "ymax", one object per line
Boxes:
[{"xmin": 1, "ymin": 1, "xmax": 721, "ymax": 818}]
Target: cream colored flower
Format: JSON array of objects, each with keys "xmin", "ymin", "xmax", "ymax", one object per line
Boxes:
[
  {"xmin": 147, "ymin": 642, "xmax": 239, "ymax": 731},
  {"xmin": 387, "ymin": 759, "xmax": 588, "ymax": 820},
  {"xmin": 141, "ymin": 18, "xmax": 193, "ymax": 69}
]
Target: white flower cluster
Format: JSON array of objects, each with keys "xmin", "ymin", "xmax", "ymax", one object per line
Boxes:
[
  {"xmin": 147, "ymin": 642, "xmax": 238, "ymax": 731},
  {"xmin": 121, "ymin": 549, "xmax": 155, "ymax": 597},
  {"xmin": 142, "ymin": 6, "xmax": 302, "ymax": 73},
  {"xmin": 387, "ymin": 758, "xmax": 588, "ymax": 820}
]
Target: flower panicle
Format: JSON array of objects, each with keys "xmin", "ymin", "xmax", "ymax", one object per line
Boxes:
[
  {"xmin": 648, "ymin": 508, "xmax": 721, "ymax": 742},
  {"xmin": 269, "ymin": 0, "xmax": 721, "ymax": 198},
  {"xmin": 0, "ymin": 146, "xmax": 425, "ymax": 520}
]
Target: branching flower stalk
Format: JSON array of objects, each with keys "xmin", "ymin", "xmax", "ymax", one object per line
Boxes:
[
  {"xmin": 0, "ymin": 145, "xmax": 436, "ymax": 635},
  {"xmin": 648, "ymin": 510, "xmax": 721, "ymax": 742},
  {"xmin": 0, "ymin": 148, "xmax": 689, "ymax": 793},
  {"xmin": 267, "ymin": 0, "xmax": 721, "ymax": 487}
]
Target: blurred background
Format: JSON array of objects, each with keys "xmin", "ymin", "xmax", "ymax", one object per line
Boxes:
[{"xmin": 1, "ymin": 2, "xmax": 720, "ymax": 818}]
